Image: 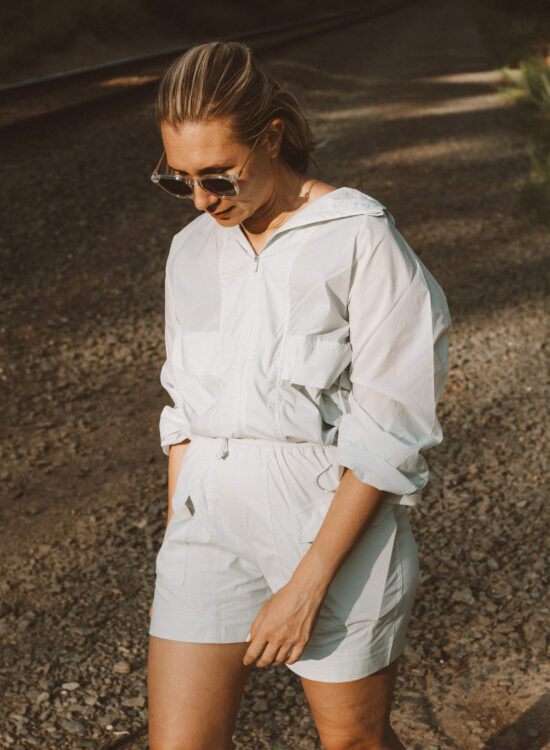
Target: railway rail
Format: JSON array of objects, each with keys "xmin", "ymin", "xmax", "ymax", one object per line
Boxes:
[{"xmin": 0, "ymin": 0, "xmax": 410, "ymax": 131}]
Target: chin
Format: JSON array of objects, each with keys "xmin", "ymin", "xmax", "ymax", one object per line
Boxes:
[{"xmin": 215, "ymin": 213, "xmax": 240, "ymax": 226}]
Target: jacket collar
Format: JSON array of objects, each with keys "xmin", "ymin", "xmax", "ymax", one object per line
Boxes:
[{"xmin": 223, "ymin": 187, "xmax": 387, "ymax": 254}]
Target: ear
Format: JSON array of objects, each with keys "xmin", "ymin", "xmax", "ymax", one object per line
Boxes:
[{"xmin": 265, "ymin": 119, "xmax": 285, "ymax": 159}]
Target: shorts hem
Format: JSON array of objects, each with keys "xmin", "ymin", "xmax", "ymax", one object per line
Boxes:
[
  {"xmin": 286, "ymin": 632, "xmax": 407, "ymax": 683},
  {"xmin": 149, "ymin": 619, "xmax": 250, "ymax": 644}
]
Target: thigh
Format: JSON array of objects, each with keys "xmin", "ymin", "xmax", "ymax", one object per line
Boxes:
[
  {"xmin": 147, "ymin": 636, "xmax": 253, "ymax": 750},
  {"xmin": 300, "ymin": 657, "xmax": 401, "ymax": 749}
]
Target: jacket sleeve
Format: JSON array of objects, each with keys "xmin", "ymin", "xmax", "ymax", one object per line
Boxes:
[
  {"xmin": 159, "ymin": 254, "xmax": 194, "ymax": 456},
  {"xmin": 335, "ymin": 211, "xmax": 452, "ymax": 500}
]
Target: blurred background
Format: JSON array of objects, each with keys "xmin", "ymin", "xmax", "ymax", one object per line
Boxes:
[{"xmin": 2, "ymin": 0, "xmax": 371, "ymax": 83}]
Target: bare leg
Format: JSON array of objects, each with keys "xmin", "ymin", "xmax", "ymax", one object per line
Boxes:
[
  {"xmin": 300, "ymin": 657, "xmax": 406, "ymax": 750},
  {"xmin": 147, "ymin": 636, "xmax": 253, "ymax": 750}
]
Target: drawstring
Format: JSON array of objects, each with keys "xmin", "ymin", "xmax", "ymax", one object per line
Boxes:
[
  {"xmin": 315, "ymin": 462, "xmax": 339, "ymax": 492},
  {"xmin": 216, "ymin": 439, "xmax": 336, "ymax": 491},
  {"xmin": 217, "ymin": 437, "xmax": 229, "ymax": 460}
]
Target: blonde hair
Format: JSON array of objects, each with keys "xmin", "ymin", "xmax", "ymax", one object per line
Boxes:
[{"xmin": 156, "ymin": 41, "xmax": 318, "ymax": 174}]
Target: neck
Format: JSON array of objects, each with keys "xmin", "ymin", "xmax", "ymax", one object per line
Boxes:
[{"xmin": 241, "ymin": 162, "xmax": 308, "ymax": 237}]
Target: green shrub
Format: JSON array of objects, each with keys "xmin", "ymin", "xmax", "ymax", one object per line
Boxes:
[{"xmin": 519, "ymin": 56, "xmax": 550, "ymax": 112}]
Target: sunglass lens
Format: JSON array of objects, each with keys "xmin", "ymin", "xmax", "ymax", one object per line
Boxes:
[
  {"xmin": 159, "ymin": 178, "xmax": 193, "ymax": 198},
  {"xmin": 201, "ymin": 177, "xmax": 237, "ymax": 197}
]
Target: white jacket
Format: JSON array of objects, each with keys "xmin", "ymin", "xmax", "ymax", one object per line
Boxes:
[{"xmin": 159, "ymin": 187, "xmax": 452, "ymax": 506}]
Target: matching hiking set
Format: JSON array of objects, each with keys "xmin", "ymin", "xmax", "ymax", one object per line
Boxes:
[{"xmin": 149, "ymin": 187, "xmax": 452, "ymax": 682}]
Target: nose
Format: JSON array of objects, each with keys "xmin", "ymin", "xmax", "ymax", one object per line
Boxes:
[{"xmin": 191, "ymin": 182, "xmax": 219, "ymax": 212}]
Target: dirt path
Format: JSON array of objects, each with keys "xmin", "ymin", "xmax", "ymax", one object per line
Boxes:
[{"xmin": 1, "ymin": 1, "xmax": 549, "ymax": 748}]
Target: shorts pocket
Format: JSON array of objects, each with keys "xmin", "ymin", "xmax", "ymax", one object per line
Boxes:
[
  {"xmin": 155, "ymin": 442, "xmax": 211, "ymax": 585},
  {"xmin": 169, "ymin": 440, "xmax": 198, "ymax": 517},
  {"xmin": 296, "ymin": 501, "xmax": 398, "ymax": 624}
]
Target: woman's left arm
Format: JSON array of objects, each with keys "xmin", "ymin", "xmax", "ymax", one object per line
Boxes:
[
  {"xmin": 243, "ymin": 469, "xmax": 386, "ymax": 667},
  {"xmin": 243, "ymin": 211, "xmax": 452, "ymax": 668}
]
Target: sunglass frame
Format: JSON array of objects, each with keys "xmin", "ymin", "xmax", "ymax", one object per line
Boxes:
[{"xmin": 150, "ymin": 129, "xmax": 266, "ymax": 200}]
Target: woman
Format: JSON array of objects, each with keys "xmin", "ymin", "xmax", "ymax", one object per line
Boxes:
[{"xmin": 147, "ymin": 41, "xmax": 451, "ymax": 750}]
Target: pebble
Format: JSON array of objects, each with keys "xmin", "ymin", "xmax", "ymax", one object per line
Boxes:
[
  {"xmin": 60, "ymin": 718, "xmax": 85, "ymax": 733},
  {"xmin": 113, "ymin": 661, "xmax": 131, "ymax": 675},
  {"xmin": 61, "ymin": 681, "xmax": 80, "ymax": 691},
  {"xmin": 122, "ymin": 696, "xmax": 146, "ymax": 708},
  {"xmin": 451, "ymin": 588, "xmax": 476, "ymax": 606},
  {"xmin": 98, "ymin": 713, "xmax": 117, "ymax": 728}
]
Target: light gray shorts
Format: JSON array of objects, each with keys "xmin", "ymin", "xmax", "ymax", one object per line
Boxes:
[{"xmin": 149, "ymin": 435, "xmax": 421, "ymax": 682}]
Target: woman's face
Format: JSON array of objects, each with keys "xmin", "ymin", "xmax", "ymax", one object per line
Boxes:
[{"xmin": 160, "ymin": 116, "xmax": 283, "ymax": 226}]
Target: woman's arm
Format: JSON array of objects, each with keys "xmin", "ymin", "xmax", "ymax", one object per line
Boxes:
[
  {"xmin": 166, "ymin": 440, "xmax": 191, "ymax": 527},
  {"xmin": 291, "ymin": 470, "xmax": 384, "ymax": 595},
  {"xmin": 242, "ymin": 471, "xmax": 385, "ymax": 667},
  {"xmin": 149, "ymin": 439, "xmax": 191, "ymax": 620},
  {"xmin": 159, "ymin": 249, "xmax": 195, "ymax": 456}
]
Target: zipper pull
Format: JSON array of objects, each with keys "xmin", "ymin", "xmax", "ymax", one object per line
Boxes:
[{"xmin": 253, "ymin": 254, "xmax": 259, "ymax": 272}]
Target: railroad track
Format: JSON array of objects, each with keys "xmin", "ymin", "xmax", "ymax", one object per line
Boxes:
[{"xmin": 0, "ymin": 0, "xmax": 411, "ymax": 132}]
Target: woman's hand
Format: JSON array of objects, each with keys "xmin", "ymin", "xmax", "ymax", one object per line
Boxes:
[
  {"xmin": 242, "ymin": 578, "xmax": 327, "ymax": 667},
  {"xmin": 242, "ymin": 472, "xmax": 387, "ymax": 669}
]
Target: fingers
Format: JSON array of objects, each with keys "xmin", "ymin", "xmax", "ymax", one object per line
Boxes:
[
  {"xmin": 284, "ymin": 641, "xmax": 305, "ymax": 665},
  {"xmin": 273, "ymin": 643, "xmax": 297, "ymax": 666},
  {"xmin": 242, "ymin": 635, "xmax": 268, "ymax": 666},
  {"xmin": 243, "ymin": 636, "xmax": 304, "ymax": 668},
  {"xmin": 255, "ymin": 642, "xmax": 282, "ymax": 668}
]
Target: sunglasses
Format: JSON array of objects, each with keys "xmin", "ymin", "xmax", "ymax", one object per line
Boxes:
[{"xmin": 150, "ymin": 130, "xmax": 265, "ymax": 200}]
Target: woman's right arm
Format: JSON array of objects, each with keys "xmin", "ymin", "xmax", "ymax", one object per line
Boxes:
[
  {"xmin": 166, "ymin": 439, "xmax": 191, "ymax": 526},
  {"xmin": 149, "ymin": 439, "xmax": 192, "ymax": 620},
  {"xmin": 159, "ymin": 247, "xmax": 195, "ymax": 457}
]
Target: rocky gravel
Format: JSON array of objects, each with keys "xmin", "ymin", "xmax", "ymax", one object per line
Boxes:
[{"xmin": 1, "ymin": 0, "xmax": 549, "ymax": 748}]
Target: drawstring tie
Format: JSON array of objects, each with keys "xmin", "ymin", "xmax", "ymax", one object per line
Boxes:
[
  {"xmin": 217, "ymin": 437, "xmax": 229, "ymax": 460},
  {"xmin": 216, "ymin": 439, "xmax": 337, "ymax": 492},
  {"xmin": 315, "ymin": 462, "xmax": 339, "ymax": 492}
]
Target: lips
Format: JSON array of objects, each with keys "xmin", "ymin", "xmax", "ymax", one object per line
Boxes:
[{"xmin": 213, "ymin": 206, "xmax": 234, "ymax": 217}]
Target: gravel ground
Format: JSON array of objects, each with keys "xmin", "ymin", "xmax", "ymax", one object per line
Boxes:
[{"xmin": 1, "ymin": 1, "xmax": 549, "ymax": 748}]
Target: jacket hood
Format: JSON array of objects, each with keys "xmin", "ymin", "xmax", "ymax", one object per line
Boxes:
[{"xmin": 224, "ymin": 187, "xmax": 389, "ymax": 250}]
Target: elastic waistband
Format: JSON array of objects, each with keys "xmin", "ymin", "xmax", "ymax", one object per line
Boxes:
[
  {"xmin": 192, "ymin": 434, "xmax": 336, "ymax": 453},
  {"xmin": 190, "ymin": 435, "xmax": 340, "ymax": 492}
]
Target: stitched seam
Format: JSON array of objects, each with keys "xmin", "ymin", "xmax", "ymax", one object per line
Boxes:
[
  {"xmin": 265, "ymin": 452, "xmax": 286, "ymax": 583},
  {"xmin": 391, "ymin": 509, "xmax": 404, "ymax": 657},
  {"xmin": 275, "ymin": 256, "xmax": 293, "ymax": 439}
]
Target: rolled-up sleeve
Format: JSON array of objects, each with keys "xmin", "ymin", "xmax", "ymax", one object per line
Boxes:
[
  {"xmin": 335, "ymin": 212, "xmax": 452, "ymax": 500},
  {"xmin": 159, "ymin": 255, "xmax": 194, "ymax": 456}
]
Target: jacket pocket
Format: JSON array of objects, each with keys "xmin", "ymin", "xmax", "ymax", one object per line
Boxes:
[{"xmin": 281, "ymin": 334, "xmax": 351, "ymax": 390}]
